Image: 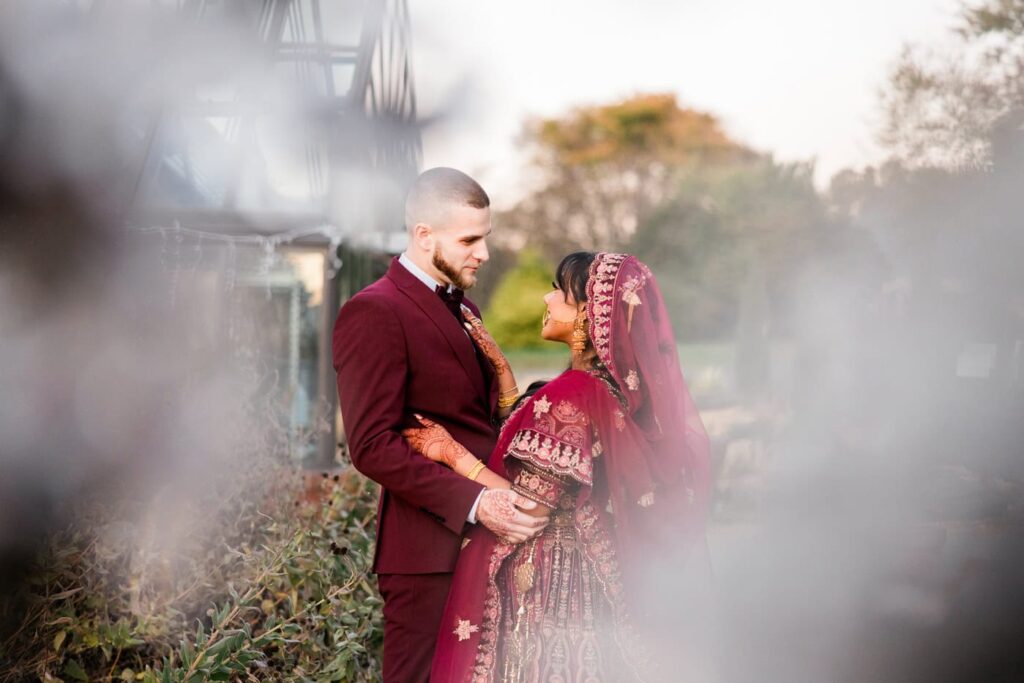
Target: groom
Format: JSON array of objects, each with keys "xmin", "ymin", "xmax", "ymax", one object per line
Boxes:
[{"xmin": 332, "ymin": 168, "xmax": 545, "ymax": 682}]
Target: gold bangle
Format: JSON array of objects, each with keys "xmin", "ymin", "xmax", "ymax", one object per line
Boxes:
[
  {"xmin": 500, "ymin": 385, "xmax": 519, "ymax": 398},
  {"xmin": 498, "ymin": 394, "xmax": 518, "ymax": 409},
  {"xmin": 466, "ymin": 460, "xmax": 487, "ymax": 481}
]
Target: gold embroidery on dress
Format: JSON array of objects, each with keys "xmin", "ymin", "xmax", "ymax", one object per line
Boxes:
[
  {"xmin": 454, "ymin": 617, "xmax": 479, "ymax": 642},
  {"xmin": 512, "ymin": 464, "xmax": 565, "ymax": 508},
  {"xmin": 552, "ymin": 399, "xmax": 584, "ymax": 422},
  {"xmin": 621, "ymin": 274, "xmax": 644, "ymax": 332},
  {"xmin": 508, "ymin": 428, "xmax": 593, "ymax": 484},
  {"xmin": 533, "ymin": 398, "xmax": 589, "ymax": 451},
  {"xmin": 574, "ymin": 501, "xmax": 651, "ymax": 681},
  {"xmin": 488, "ymin": 482, "xmax": 652, "ymax": 682},
  {"xmin": 472, "ymin": 542, "xmax": 515, "ymax": 678},
  {"xmin": 505, "ymin": 539, "xmax": 538, "ymax": 682},
  {"xmin": 514, "ymin": 542, "xmax": 536, "ymax": 594},
  {"xmin": 532, "ymin": 394, "xmax": 551, "ymax": 419},
  {"xmin": 625, "ymin": 369, "xmax": 640, "ymax": 392}
]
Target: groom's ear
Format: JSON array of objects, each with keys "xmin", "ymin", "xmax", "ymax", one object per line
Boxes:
[{"xmin": 412, "ymin": 222, "xmax": 435, "ymax": 251}]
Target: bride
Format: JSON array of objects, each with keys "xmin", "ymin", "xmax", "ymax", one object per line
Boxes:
[{"xmin": 402, "ymin": 252, "xmax": 711, "ymax": 682}]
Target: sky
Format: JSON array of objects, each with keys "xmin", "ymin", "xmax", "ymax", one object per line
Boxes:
[{"xmin": 410, "ymin": 0, "xmax": 962, "ymax": 207}]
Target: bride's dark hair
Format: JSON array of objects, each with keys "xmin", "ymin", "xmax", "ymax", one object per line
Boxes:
[{"xmin": 554, "ymin": 251, "xmax": 596, "ymax": 304}]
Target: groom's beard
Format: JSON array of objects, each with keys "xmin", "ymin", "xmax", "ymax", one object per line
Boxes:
[{"xmin": 432, "ymin": 246, "xmax": 476, "ymax": 290}]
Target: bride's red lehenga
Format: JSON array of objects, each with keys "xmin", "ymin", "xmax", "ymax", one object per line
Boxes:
[{"xmin": 431, "ymin": 254, "xmax": 711, "ymax": 683}]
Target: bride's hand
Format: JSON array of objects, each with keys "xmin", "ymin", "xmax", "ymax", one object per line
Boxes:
[
  {"xmin": 401, "ymin": 414, "xmax": 466, "ymax": 468},
  {"xmin": 460, "ymin": 307, "xmax": 510, "ymax": 375}
]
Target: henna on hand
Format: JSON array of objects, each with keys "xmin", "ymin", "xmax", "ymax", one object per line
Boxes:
[
  {"xmin": 487, "ymin": 490, "xmax": 517, "ymax": 521},
  {"xmin": 401, "ymin": 416, "xmax": 467, "ymax": 468},
  {"xmin": 461, "ymin": 308, "xmax": 510, "ymax": 374},
  {"xmin": 476, "ymin": 489, "xmax": 549, "ymax": 544},
  {"xmin": 404, "ymin": 429, "xmax": 461, "ymax": 467}
]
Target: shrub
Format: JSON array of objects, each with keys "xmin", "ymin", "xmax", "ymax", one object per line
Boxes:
[
  {"xmin": 0, "ymin": 469, "xmax": 383, "ymax": 682},
  {"xmin": 483, "ymin": 251, "xmax": 553, "ymax": 350}
]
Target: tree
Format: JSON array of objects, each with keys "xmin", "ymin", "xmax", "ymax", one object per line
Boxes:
[
  {"xmin": 494, "ymin": 93, "xmax": 833, "ymax": 344},
  {"xmin": 632, "ymin": 159, "xmax": 826, "ymax": 341},
  {"xmin": 482, "ymin": 251, "xmax": 553, "ymax": 349},
  {"xmin": 880, "ymin": 0, "xmax": 1024, "ymax": 169},
  {"xmin": 497, "ymin": 94, "xmax": 754, "ymax": 262}
]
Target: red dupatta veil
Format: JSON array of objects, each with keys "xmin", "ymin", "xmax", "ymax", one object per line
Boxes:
[
  {"xmin": 586, "ymin": 253, "xmax": 711, "ymax": 546},
  {"xmin": 430, "ymin": 253, "xmax": 711, "ymax": 682}
]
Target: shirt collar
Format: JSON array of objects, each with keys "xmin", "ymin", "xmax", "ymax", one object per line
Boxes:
[{"xmin": 398, "ymin": 252, "xmax": 453, "ymax": 293}]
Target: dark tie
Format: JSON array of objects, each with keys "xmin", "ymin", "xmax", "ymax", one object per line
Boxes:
[{"xmin": 435, "ymin": 284, "xmax": 465, "ymax": 321}]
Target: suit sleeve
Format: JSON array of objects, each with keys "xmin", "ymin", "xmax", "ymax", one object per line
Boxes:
[{"xmin": 333, "ymin": 294, "xmax": 485, "ymax": 535}]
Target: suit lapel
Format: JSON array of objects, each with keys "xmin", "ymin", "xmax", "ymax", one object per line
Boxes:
[{"xmin": 386, "ymin": 258, "xmax": 486, "ymax": 398}]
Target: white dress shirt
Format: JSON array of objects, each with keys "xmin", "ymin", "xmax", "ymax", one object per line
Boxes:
[
  {"xmin": 396, "ymin": 253, "xmax": 486, "ymax": 524},
  {"xmin": 398, "ymin": 252, "xmax": 450, "ymax": 293}
]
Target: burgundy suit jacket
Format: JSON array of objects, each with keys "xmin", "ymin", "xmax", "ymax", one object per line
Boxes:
[{"xmin": 333, "ymin": 257, "xmax": 499, "ymax": 574}]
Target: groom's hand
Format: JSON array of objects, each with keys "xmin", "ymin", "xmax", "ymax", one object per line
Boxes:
[{"xmin": 477, "ymin": 489, "xmax": 548, "ymax": 544}]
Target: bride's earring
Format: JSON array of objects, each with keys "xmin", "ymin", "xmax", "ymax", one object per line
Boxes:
[{"xmin": 570, "ymin": 310, "xmax": 588, "ymax": 354}]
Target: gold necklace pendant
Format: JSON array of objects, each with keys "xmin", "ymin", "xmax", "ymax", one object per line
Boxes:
[
  {"xmin": 514, "ymin": 539, "xmax": 537, "ymax": 594},
  {"xmin": 514, "ymin": 560, "xmax": 535, "ymax": 595},
  {"xmin": 508, "ymin": 538, "xmax": 538, "ymax": 683}
]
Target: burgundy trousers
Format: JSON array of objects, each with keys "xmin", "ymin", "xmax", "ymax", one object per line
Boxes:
[{"xmin": 377, "ymin": 573, "xmax": 454, "ymax": 683}]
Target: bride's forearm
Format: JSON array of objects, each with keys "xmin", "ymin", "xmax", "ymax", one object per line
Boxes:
[
  {"xmin": 444, "ymin": 444, "xmax": 512, "ymax": 491},
  {"xmin": 495, "ymin": 361, "xmax": 519, "ymax": 418},
  {"xmin": 473, "ymin": 467, "xmax": 509, "ymax": 490},
  {"xmin": 447, "ymin": 448, "xmax": 510, "ymax": 489},
  {"xmin": 495, "ymin": 360, "xmax": 516, "ymax": 392}
]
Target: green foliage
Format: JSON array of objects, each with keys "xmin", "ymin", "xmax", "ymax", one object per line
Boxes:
[
  {"xmin": 632, "ymin": 159, "xmax": 825, "ymax": 340},
  {"xmin": 492, "ymin": 92, "xmax": 834, "ymax": 342},
  {"xmin": 0, "ymin": 471, "xmax": 383, "ymax": 682},
  {"xmin": 483, "ymin": 251, "xmax": 554, "ymax": 350}
]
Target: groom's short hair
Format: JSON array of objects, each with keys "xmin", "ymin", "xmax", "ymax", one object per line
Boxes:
[{"xmin": 405, "ymin": 167, "xmax": 490, "ymax": 232}]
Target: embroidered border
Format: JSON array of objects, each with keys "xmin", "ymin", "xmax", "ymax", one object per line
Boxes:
[
  {"xmin": 472, "ymin": 542, "xmax": 516, "ymax": 682},
  {"xmin": 511, "ymin": 460, "xmax": 570, "ymax": 508},
  {"xmin": 585, "ymin": 254, "xmax": 654, "ymax": 403},
  {"xmin": 507, "ymin": 428, "xmax": 593, "ymax": 485},
  {"xmin": 586, "ymin": 253, "xmax": 628, "ymax": 376},
  {"xmin": 574, "ymin": 501, "xmax": 651, "ymax": 682},
  {"xmin": 496, "ymin": 391, "xmax": 533, "ymax": 442}
]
